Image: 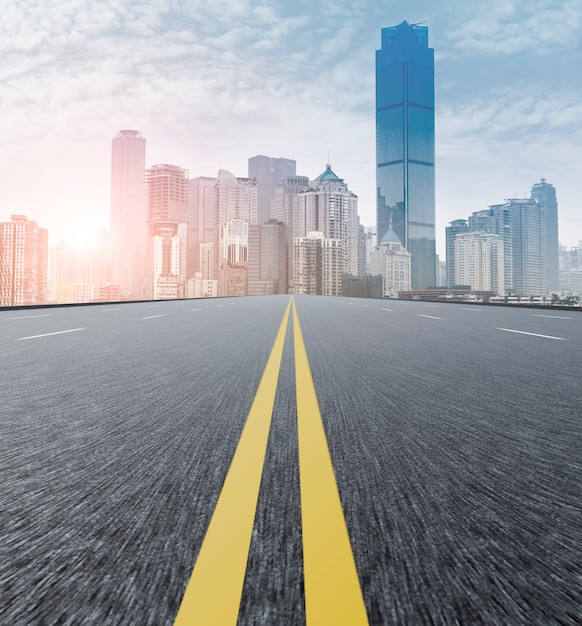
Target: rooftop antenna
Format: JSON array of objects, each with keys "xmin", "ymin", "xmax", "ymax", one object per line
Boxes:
[
  {"xmin": 327, "ymin": 150, "xmax": 331, "ymax": 168},
  {"xmin": 411, "ymin": 21, "xmax": 426, "ymax": 26}
]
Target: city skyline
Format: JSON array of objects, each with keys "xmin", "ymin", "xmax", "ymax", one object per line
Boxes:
[{"xmin": 1, "ymin": 1, "xmax": 581, "ymax": 257}]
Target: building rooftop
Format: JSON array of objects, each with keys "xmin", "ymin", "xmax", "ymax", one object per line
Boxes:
[
  {"xmin": 380, "ymin": 228, "xmax": 401, "ymax": 244},
  {"xmin": 313, "ymin": 164, "xmax": 344, "ymax": 183}
]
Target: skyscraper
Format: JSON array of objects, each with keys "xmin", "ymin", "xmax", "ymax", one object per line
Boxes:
[
  {"xmin": 146, "ymin": 164, "xmax": 190, "ymax": 226},
  {"xmin": 248, "ymin": 155, "xmax": 296, "ymax": 225},
  {"xmin": 214, "ymin": 169, "xmax": 258, "ymax": 291},
  {"xmin": 376, "ymin": 21, "xmax": 436, "ymax": 289},
  {"xmin": 248, "ymin": 219, "xmax": 289, "ymax": 295},
  {"xmin": 531, "ymin": 178, "xmax": 559, "ymax": 293},
  {"xmin": 188, "ymin": 176, "xmax": 217, "ymax": 281},
  {"xmin": 297, "ymin": 165, "xmax": 359, "ymax": 277},
  {"xmin": 146, "ymin": 164, "xmax": 189, "ymax": 298},
  {"xmin": 272, "ymin": 175, "xmax": 310, "ymax": 289},
  {"xmin": 507, "ymin": 198, "xmax": 547, "ymax": 296},
  {"xmin": 110, "ymin": 130, "xmax": 147, "ymax": 299}
]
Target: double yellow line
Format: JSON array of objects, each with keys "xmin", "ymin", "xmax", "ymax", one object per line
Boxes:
[{"xmin": 175, "ymin": 297, "xmax": 368, "ymax": 625}]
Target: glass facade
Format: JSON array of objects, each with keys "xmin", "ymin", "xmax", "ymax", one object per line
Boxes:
[
  {"xmin": 531, "ymin": 178, "xmax": 559, "ymax": 292},
  {"xmin": 376, "ymin": 22, "xmax": 436, "ymax": 289}
]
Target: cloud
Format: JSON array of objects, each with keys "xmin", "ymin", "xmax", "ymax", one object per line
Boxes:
[{"xmin": 444, "ymin": 0, "xmax": 582, "ymax": 57}]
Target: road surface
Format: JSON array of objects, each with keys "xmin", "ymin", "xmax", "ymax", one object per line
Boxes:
[{"xmin": 1, "ymin": 296, "xmax": 580, "ymax": 624}]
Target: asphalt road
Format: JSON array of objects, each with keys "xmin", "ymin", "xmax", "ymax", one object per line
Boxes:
[{"xmin": 1, "ymin": 296, "xmax": 580, "ymax": 625}]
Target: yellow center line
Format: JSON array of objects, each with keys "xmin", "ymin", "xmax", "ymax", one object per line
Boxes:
[
  {"xmin": 174, "ymin": 298, "xmax": 291, "ymax": 626},
  {"xmin": 292, "ymin": 298, "xmax": 369, "ymax": 625}
]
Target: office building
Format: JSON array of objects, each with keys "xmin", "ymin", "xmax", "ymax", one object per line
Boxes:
[
  {"xmin": 188, "ymin": 176, "xmax": 217, "ymax": 281},
  {"xmin": 507, "ymin": 198, "xmax": 546, "ymax": 296},
  {"xmin": 110, "ymin": 130, "xmax": 147, "ymax": 299},
  {"xmin": 376, "ymin": 21, "xmax": 436, "ymax": 289},
  {"xmin": 272, "ymin": 175, "xmax": 310, "ymax": 289},
  {"xmin": 248, "ymin": 219, "xmax": 289, "ymax": 295},
  {"xmin": 0, "ymin": 215, "xmax": 48, "ymax": 306},
  {"xmin": 531, "ymin": 178, "xmax": 559, "ymax": 292},
  {"xmin": 214, "ymin": 170, "xmax": 258, "ymax": 289},
  {"xmin": 248, "ymin": 155, "xmax": 296, "ymax": 225}
]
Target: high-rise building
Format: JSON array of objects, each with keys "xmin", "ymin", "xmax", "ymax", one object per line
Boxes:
[
  {"xmin": 218, "ymin": 218, "xmax": 249, "ymax": 297},
  {"xmin": 0, "ymin": 215, "xmax": 48, "ymax": 306},
  {"xmin": 376, "ymin": 21, "xmax": 436, "ymax": 289},
  {"xmin": 294, "ymin": 232, "xmax": 323, "ymax": 295},
  {"xmin": 248, "ymin": 155, "xmax": 296, "ymax": 225},
  {"xmin": 297, "ymin": 165, "xmax": 359, "ymax": 278},
  {"xmin": 369, "ymin": 227, "xmax": 411, "ymax": 296},
  {"xmin": 293, "ymin": 231, "xmax": 342, "ymax": 296},
  {"xmin": 110, "ymin": 130, "xmax": 147, "ymax": 299},
  {"xmin": 272, "ymin": 175, "xmax": 310, "ymax": 289},
  {"xmin": 151, "ymin": 222, "xmax": 187, "ymax": 299},
  {"xmin": 146, "ymin": 164, "xmax": 190, "ymax": 226},
  {"xmin": 445, "ymin": 219, "xmax": 468, "ymax": 287},
  {"xmin": 454, "ymin": 232, "xmax": 505, "ymax": 294},
  {"xmin": 507, "ymin": 198, "xmax": 547, "ymax": 296},
  {"xmin": 214, "ymin": 170, "xmax": 258, "ymax": 290},
  {"xmin": 480, "ymin": 204, "xmax": 513, "ymax": 292},
  {"xmin": 187, "ymin": 176, "xmax": 217, "ymax": 281},
  {"xmin": 248, "ymin": 219, "xmax": 289, "ymax": 295},
  {"xmin": 47, "ymin": 242, "xmax": 78, "ymax": 303},
  {"xmin": 146, "ymin": 164, "xmax": 189, "ymax": 298},
  {"xmin": 560, "ymin": 241, "xmax": 582, "ymax": 296},
  {"xmin": 531, "ymin": 178, "xmax": 559, "ymax": 293}
]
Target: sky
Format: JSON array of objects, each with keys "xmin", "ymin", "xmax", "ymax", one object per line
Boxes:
[{"xmin": 1, "ymin": 0, "xmax": 581, "ymax": 258}]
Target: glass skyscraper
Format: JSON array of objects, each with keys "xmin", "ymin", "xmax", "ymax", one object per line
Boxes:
[
  {"xmin": 531, "ymin": 178, "xmax": 559, "ymax": 293},
  {"xmin": 376, "ymin": 21, "xmax": 436, "ymax": 289}
]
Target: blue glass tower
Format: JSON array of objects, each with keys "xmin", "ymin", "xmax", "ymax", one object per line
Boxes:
[{"xmin": 376, "ymin": 22, "xmax": 436, "ymax": 289}]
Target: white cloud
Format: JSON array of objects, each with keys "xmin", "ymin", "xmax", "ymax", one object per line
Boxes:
[{"xmin": 445, "ymin": 0, "xmax": 582, "ymax": 57}]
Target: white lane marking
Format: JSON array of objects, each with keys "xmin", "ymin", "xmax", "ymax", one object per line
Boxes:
[
  {"xmin": 418, "ymin": 314, "xmax": 443, "ymax": 320},
  {"xmin": 497, "ymin": 328, "xmax": 566, "ymax": 341},
  {"xmin": 191, "ymin": 308, "xmax": 203, "ymax": 311},
  {"xmin": 462, "ymin": 308, "xmax": 481, "ymax": 311},
  {"xmin": 16, "ymin": 328, "xmax": 86, "ymax": 341},
  {"xmin": 8, "ymin": 314, "xmax": 52, "ymax": 319},
  {"xmin": 381, "ymin": 308, "xmax": 393, "ymax": 312},
  {"xmin": 215, "ymin": 305, "xmax": 223, "ymax": 308},
  {"xmin": 425, "ymin": 304, "xmax": 439, "ymax": 308},
  {"xmin": 99, "ymin": 308, "xmax": 122, "ymax": 312},
  {"xmin": 139, "ymin": 314, "xmax": 166, "ymax": 320},
  {"xmin": 532, "ymin": 314, "xmax": 573, "ymax": 320},
  {"xmin": 361, "ymin": 304, "xmax": 369, "ymax": 308}
]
